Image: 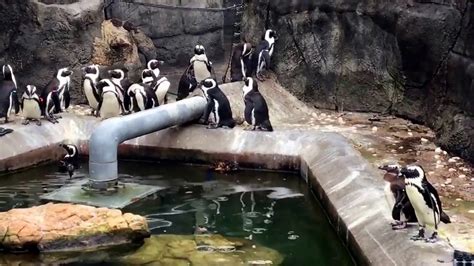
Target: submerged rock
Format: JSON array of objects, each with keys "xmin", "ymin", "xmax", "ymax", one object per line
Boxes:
[{"xmin": 0, "ymin": 203, "xmax": 149, "ymax": 252}]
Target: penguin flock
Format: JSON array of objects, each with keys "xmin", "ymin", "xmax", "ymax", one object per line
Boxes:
[{"xmin": 379, "ymin": 163, "xmax": 451, "ymax": 243}]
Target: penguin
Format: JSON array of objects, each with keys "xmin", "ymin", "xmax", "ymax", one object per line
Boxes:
[
  {"xmin": 82, "ymin": 64, "xmax": 101, "ymax": 116},
  {"xmin": 127, "ymin": 70, "xmax": 159, "ymax": 112},
  {"xmin": 56, "ymin": 67, "xmax": 73, "ymax": 112},
  {"xmin": 251, "ymin": 29, "xmax": 277, "ymax": 81},
  {"xmin": 20, "ymin": 85, "xmax": 42, "ymax": 126},
  {"xmin": 400, "ymin": 165, "xmax": 451, "ymax": 242},
  {"xmin": 190, "ymin": 45, "xmax": 213, "ymax": 83},
  {"xmin": 58, "ymin": 144, "xmax": 79, "ymax": 178},
  {"xmin": 200, "ymin": 78, "xmax": 235, "ymax": 129},
  {"xmin": 230, "ymin": 42, "xmax": 253, "ymax": 82},
  {"xmin": 177, "ymin": 64, "xmax": 198, "ymax": 101},
  {"xmin": 0, "ymin": 64, "xmax": 20, "ymax": 123},
  {"xmin": 147, "ymin": 59, "xmax": 170, "ymax": 106},
  {"xmin": 109, "ymin": 68, "xmax": 131, "ymax": 113},
  {"xmin": 378, "ymin": 164, "xmax": 417, "ymax": 230},
  {"xmin": 242, "ymin": 77, "xmax": 273, "ymax": 131},
  {"xmin": 41, "ymin": 68, "xmax": 73, "ymax": 123},
  {"xmin": 97, "ymin": 79, "xmax": 123, "ymax": 119}
]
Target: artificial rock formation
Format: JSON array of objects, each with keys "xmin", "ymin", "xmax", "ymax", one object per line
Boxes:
[
  {"xmin": 0, "ymin": 203, "xmax": 149, "ymax": 252},
  {"xmin": 242, "ymin": 0, "xmax": 474, "ymax": 162}
]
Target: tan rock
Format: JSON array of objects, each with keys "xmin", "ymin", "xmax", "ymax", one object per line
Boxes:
[{"xmin": 0, "ymin": 203, "xmax": 149, "ymax": 252}]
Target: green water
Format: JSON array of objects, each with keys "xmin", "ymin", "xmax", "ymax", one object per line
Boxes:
[{"xmin": 0, "ymin": 160, "xmax": 355, "ymax": 265}]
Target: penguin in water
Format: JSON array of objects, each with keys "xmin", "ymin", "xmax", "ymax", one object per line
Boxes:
[
  {"xmin": 200, "ymin": 78, "xmax": 235, "ymax": 129},
  {"xmin": 56, "ymin": 67, "xmax": 72, "ymax": 112},
  {"xmin": 109, "ymin": 68, "xmax": 131, "ymax": 113},
  {"xmin": 230, "ymin": 42, "xmax": 253, "ymax": 82},
  {"xmin": 41, "ymin": 68, "xmax": 73, "ymax": 123},
  {"xmin": 82, "ymin": 64, "xmax": 101, "ymax": 116},
  {"xmin": 127, "ymin": 69, "xmax": 158, "ymax": 112},
  {"xmin": 190, "ymin": 45, "xmax": 213, "ymax": 84},
  {"xmin": 147, "ymin": 59, "xmax": 170, "ymax": 106},
  {"xmin": 20, "ymin": 85, "xmax": 42, "ymax": 126},
  {"xmin": 242, "ymin": 77, "xmax": 273, "ymax": 131},
  {"xmin": 97, "ymin": 79, "xmax": 123, "ymax": 119},
  {"xmin": 400, "ymin": 165, "xmax": 451, "ymax": 242},
  {"xmin": 0, "ymin": 64, "xmax": 20, "ymax": 123},
  {"xmin": 177, "ymin": 64, "xmax": 198, "ymax": 101},
  {"xmin": 58, "ymin": 144, "xmax": 79, "ymax": 178},
  {"xmin": 378, "ymin": 164, "xmax": 417, "ymax": 229},
  {"xmin": 251, "ymin": 29, "xmax": 277, "ymax": 81}
]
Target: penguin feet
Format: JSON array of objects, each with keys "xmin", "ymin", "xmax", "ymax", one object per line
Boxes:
[
  {"xmin": 46, "ymin": 116, "xmax": 59, "ymax": 124},
  {"xmin": 243, "ymin": 125, "xmax": 255, "ymax": 131},
  {"xmin": 391, "ymin": 220, "xmax": 407, "ymax": 230},
  {"xmin": 425, "ymin": 232, "xmax": 438, "ymax": 243},
  {"xmin": 410, "ymin": 227, "xmax": 425, "ymax": 241},
  {"xmin": 256, "ymin": 74, "xmax": 265, "ymax": 82},
  {"xmin": 35, "ymin": 119, "xmax": 42, "ymax": 126},
  {"xmin": 206, "ymin": 123, "xmax": 218, "ymax": 129},
  {"xmin": 22, "ymin": 119, "xmax": 30, "ymax": 125}
]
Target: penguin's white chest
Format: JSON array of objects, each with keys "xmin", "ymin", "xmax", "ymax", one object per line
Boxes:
[
  {"xmin": 100, "ymin": 93, "xmax": 121, "ymax": 119},
  {"xmin": 384, "ymin": 183, "xmax": 395, "ymax": 211},
  {"xmin": 193, "ymin": 61, "xmax": 211, "ymax": 83},
  {"xmin": 84, "ymin": 80, "xmax": 99, "ymax": 109},
  {"xmin": 154, "ymin": 78, "xmax": 170, "ymax": 106},
  {"xmin": 405, "ymin": 184, "xmax": 438, "ymax": 228},
  {"xmin": 22, "ymin": 99, "xmax": 41, "ymax": 119}
]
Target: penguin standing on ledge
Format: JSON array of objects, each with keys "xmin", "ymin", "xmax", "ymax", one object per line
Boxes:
[
  {"xmin": 56, "ymin": 67, "xmax": 73, "ymax": 112},
  {"xmin": 21, "ymin": 85, "xmax": 42, "ymax": 126},
  {"xmin": 97, "ymin": 79, "xmax": 123, "ymax": 119},
  {"xmin": 41, "ymin": 68, "xmax": 73, "ymax": 123},
  {"xmin": 200, "ymin": 78, "xmax": 235, "ymax": 129},
  {"xmin": 230, "ymin": 42, "xmax": 253, "ymax": 82},
  {"xmin": 82, "ymin": 64, "xmax": 101, "ymax": 116},
  {"xmin": 0, "ymin": 64, "xmax": 20, "ymax": 123},
  {"xmin": 242, "ymin": 77, "xmax": 273, "ymax": 131},
  {"xmin": 109, "ymin": 68, "xmax": 131, "ymax": 113},
  {"xmin": 400, "ymin": 165, "xmax": 451, "ymax": 242},
  {"xmin": 147, "ymin": 59, "xmax": 170, "ymax": 106},
  {"xmin": 379, "ymin": 164, "xmax": 417, "ymax": 229},
  {"xmin": 127, "ymin": 69, "xmax": 158, "ymax": 113},
  {"xmin": 251, "ymin": 29, "xmax": 277, "ymax": 81},
  {"xmin": 190, "ymin": 45, "xmax": 213, "ymax": 83},
  {"xmin": 177, "ymin": 64, "xmax": 197, "ymax": 101}
]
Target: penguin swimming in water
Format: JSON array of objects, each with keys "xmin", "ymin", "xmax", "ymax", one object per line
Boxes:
[
  {"xmin": 97, "ymin": 79, "xmax": 123, "ymax": 119},
  {"xmin": 109, "ymin": 68, "xmax": 131, "ymax": 113},
  {"xmin": 200, "ymin": 78, "xmax": 235, "ymax": 129},
  {"xmin": 230, "ymin": 42, "xmax": 253, "ymax": 82},
  {"xmin": 82, "ymin": 64, "xmax": 101, "ymax": 116},
  {"xmin": 41, "ymin": 68, "xmax": 73, "ymax": 123},
  {"xmin": 400, "ymin": 165, "xmax": 451, "ymax": 242},
  {"xmin": 177, "ymin": 64, "xmax": 198, "ymax": 101},
  {"xmin": 147, "ymin": 59, "xmax": 170, "ymax": 106},
  {"xmin": 378, "ymin": 164, "xmax": 417, "ymax": 230},
  {"xmin": 242, "ymin": 77, "xmax": 273, "ymax": 131},
  {"xmin": 127, "ymin": 70, "xmax": 158, "ymax": 112},
  {"xmin": 0, "ymin": 64, "xmax": 20, "ymax": 123},
  {"xmin": 190, "ymin": 45, "xmax": 213, "ymax": 84},
  {"xmin": 20, "ymin": 85, "xmax": 42, "ymax": 126},
  {"xmin": 58, "ymin": 144, "xmax": 79, "ymax": 178},
  {"xmin": 251, "ymin": 29, "xmax": 277, "ymax": 81}
]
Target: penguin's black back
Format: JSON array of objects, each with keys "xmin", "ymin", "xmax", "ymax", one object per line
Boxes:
[
  {"xmin": 0, "ymin": 80, "xmax": 16, "ymax": 116},
  {"xmin": 251, "ymin": 40, "xmax": 270, "ymax": 74},
  {"xmin": 177, "ymin": 64, "xmax": 197, "ymax": 100},
  {"xmin": 245, "ymin": 90, "xmax": 272, "ymax": 130},
  {"xmin": 208, "ymin": 86, "xmax": 234, "ymax": 127}
]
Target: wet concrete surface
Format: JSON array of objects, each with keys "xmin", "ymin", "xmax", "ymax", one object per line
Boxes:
[{"xmin": 0, "ymin": 74, "xmax": 472, "ymax": 260}]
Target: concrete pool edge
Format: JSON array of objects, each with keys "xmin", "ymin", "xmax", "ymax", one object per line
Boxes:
[{"xmin": 0, "ymin": 115, "xmax": 454, "ymax": 265}]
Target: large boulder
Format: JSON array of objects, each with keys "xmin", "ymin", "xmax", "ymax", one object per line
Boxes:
[
  {"xmin": 242, "ymin": 0, "xmax": 474, "ymax": 162},
  {"xmin": 0, "ymin": 0, "xmax": 103, "ymax": 103},
  {"xmin": 0, "ymin": 203, "xmax": 149, "ymax": 252}
]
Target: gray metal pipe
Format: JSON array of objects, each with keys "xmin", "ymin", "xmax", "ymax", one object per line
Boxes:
[{"xmin": 88, "ymin": 96, "xmax": 207, "ymax": 189}]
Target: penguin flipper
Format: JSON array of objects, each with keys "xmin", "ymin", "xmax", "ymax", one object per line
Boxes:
[
  {"xmin": 52, "ymin": 91, "xmax": 62, "ymax": 113},
  {"xmin": 440, "ymin": 212, "xmax": 451, "ymax": 224},
  {"xmin": 262, "ymin": 50, "xmax": 271, "ymax": 70},
  {"xmin": 202, "ymin": 99, "xmax": 214, "ymax": 124},
  {"xmin": 64, "ymin": 89, "xmax": 71, "ymax": 109},
  {"xmin": 12, "ymin": 90, "xmax": 20, "ymax": 114}
]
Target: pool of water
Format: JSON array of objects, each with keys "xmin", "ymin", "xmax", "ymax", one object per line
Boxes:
[{"xmin": 0, "ymin": 160, "xmax": 354, "ymax": 265}]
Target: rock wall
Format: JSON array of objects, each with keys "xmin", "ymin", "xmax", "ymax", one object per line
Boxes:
[
  {"xmin": 242, "ymin": 0, "xmax": 474, "ymax": 162},
  {"xmin": 105, "ymin": 0, "xmax": 226, "ymax": 65},
  {"xmin": 0, "ymin": 0, "xmax": 104, "ymax": 103}
]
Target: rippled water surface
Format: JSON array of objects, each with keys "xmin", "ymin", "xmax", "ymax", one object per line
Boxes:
[{"xmin": 0, "ymin": 160, "xmax": 354, "ymax": 265}]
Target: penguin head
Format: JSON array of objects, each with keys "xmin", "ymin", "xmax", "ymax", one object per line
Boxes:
[
  {"xmin": 141, "ymin": 69, "xmax": 155, "ymax": 84},
  {"xmin": 147, "ymin": 59, "xmax": 164, "ymax": 71},
  {"xmin": 2, "ymin": 64, "xmax": 17, "ymax": 88},
  {"xmin": 109, "ymin": 69, "xmax": 125, "ymax": 80},
  {"xmin": 97, "ymin": 79, "xmax": 114, "ymax": 92},
  {"xmin": 200, "ymin": 78, "xmax": 217, "ymax": 92},
  {"xmin": 265, "ymin": 29, "xmax": 277, "ymax": 41},
  {"xmin": 83, "ymin": 64, "xmax": 99, "ymax": 77},
  {"xmin": 400, "ymin": 165, "xmax": 425, "ymax": 180},
  {"xmin": 194, "ymin": 45, "xmax": 206, "ymax": 55},
  {"xmin": 25, "ymin": 85, "xmax": 37, "ymax": 97},
  {"xmin": 57, "ymin": 67, "xmax": 73, "ymax": 80}
]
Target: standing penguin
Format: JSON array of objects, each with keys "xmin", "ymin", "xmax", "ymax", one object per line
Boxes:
[
  {"xmin": 97, "ymin": 79, "xmax": 123, "ymax": 119},
  {"xmin": 190, "ymin": 45, "xmax": 213, "ymax": 83},
  {"xmin": 0, "ymin": 64, "xmax": 20, "ymax": 123},
  {"xmin": 82, "ymin": 64, "xmax": 101, "ymax": 116},
  {"xmin": 400, "ymin": 165, "xmax": 451, "ymax": 242},
  {"xmin": 147, "ymin": 59, "xmax": 170, "ymax": 106},
  {"xmin": 251, "ymin": 29, "xmax": 277, "ymax": 81},
  {"xmin": 200, "ymin": 78, "xmax": 235, "ymax": 129},
  {"xmin": 20, "ymin": 85, "xmax": 42, "ymax": 126},
  {"xmin": 242, "ymin": 77, "xmax": 273, "ymax": 131},
  {"xmin": 378, "ymin": 164, "xmax": 417, "ymax": 229},
  {"xmin": 56, "ymin": 67, "xmax": 73, "ymax": 112},
  {"xmin": 127, "ymin": 70, "xmax": 158, "ymax": 113},
  {"xmin": 230, "ymin": 42, "xmax": 253, "ymax": 82},
  {"xmin": 58, "ymin": 144, "xmax": 79, "ymax": 178},
  {"xmin": 109, "ymin": 68, "xmax": 131, "ymax": 113},
  {"xmin": 177, "ymin": 64, "xmax": 198, "ymax": 101},
  {"xmin": 41, "ymin": 68, "xmax": 73, "ymax": 123}
]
